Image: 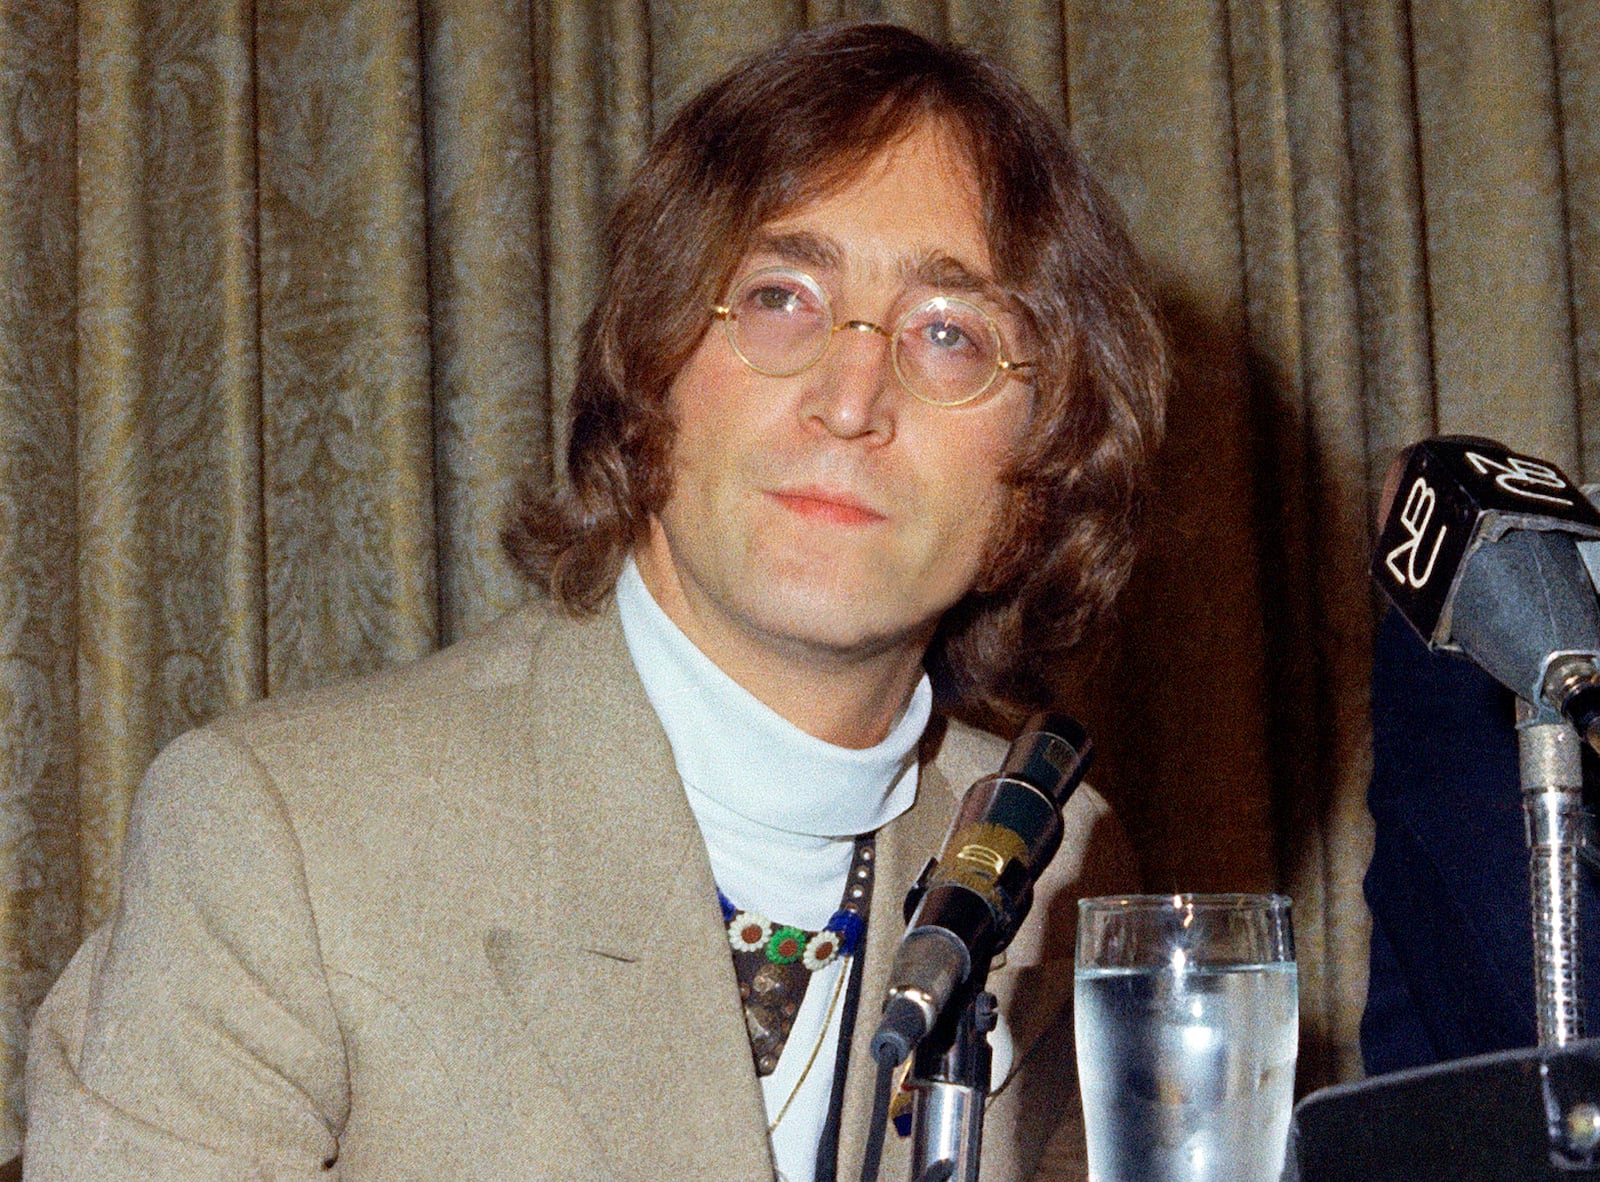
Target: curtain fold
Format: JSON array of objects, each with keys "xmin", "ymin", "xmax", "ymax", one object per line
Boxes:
[
  {"xmin": 1232, "ymin": 0, "xmax": 1375, "ymax": 1086},
  {"xmin": 257, "ymin": 1, "xmax": 438, "ymax": 694},
  {"xmin": 1413, "ymin": 3, "xmax": 1579, "ymax": 460},
  {"xmin": 1557, "ymin": 0, "xmax": 1600, "ymax": 478},
  {"xmin": 76, "ymin": 0, "xmax": 158, "ymax": 927},
  {"xmin": 424, "ymin": 0, "xmax": 547, "ymax": 642},
  {"xmin": 0, "ymin": 0, "xmax": 1594, "ymax": 1153},
  {"xmin": 1067, "ymin": 0, "xmax": 1279, "ymax": 899},
  {"xmin": 0, "ymin": 0, "xmax": 77, "ymax": 1132},
  {"xmin": 1347, "ymin": 2, "xmax": 1436, "ymax": 455}
]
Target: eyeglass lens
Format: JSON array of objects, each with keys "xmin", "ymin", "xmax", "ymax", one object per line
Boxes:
[{"xmin": 722, "ymin": 268, "xmax": 1004, "ymax": 405}]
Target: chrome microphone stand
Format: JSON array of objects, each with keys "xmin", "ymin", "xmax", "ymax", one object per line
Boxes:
[
  {"xmin": 1518, "ymin": 701, "xmax": 1586, "ymax": 1046},
  {"xmin": 905, "ymin": 982, "xmax": 996, "ymax": 1181}
]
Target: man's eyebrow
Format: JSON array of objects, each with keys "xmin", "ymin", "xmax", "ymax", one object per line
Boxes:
[
  {"xmin": 900, "ymin": 251, "xmax": 1001, "ymax": 300},
  {"xmin": 744, "ymin": 233, "xmax": 1005, "ymax": 303},
  {"xmin": 748, "ymin": 230, "xmax": 842, "ymax": 271}
]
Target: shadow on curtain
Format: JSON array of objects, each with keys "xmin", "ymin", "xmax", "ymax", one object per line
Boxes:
[{"xmin": 0, "ymin": 0, "xmax": 1597, "ymax": 1154}]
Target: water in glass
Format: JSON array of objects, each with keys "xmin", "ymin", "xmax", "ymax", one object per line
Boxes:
[{"xmin": 1075, "ymin": 961, "xmax": 1297, "ymax": 1182}]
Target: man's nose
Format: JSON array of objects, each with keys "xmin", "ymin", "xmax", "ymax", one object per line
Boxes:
[{"xmin": 800, "ymin": 321, "xmax": 898, "ymax": 442}]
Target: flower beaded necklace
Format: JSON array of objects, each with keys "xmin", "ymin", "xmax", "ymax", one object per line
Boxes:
[{"xmin": 717, "ymin": 834, "xmax": 875, "ymax": 1081}]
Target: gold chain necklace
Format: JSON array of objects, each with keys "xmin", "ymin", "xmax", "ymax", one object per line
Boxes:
[{"xmin": 766, "ymin": 955, "xmax": 853, "ymax": 1135}]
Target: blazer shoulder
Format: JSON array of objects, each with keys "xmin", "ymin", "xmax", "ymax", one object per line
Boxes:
[
  {"xmin": 143, "ymin": 600, "xmax": 628, "ymax": 839},
  {"xmin": 923, "ymin": 716, "xmax": 1008, "ymax": 797},
  {"xmin": 206, "ymin": 600, "xmax": 568, "ymax": 747}
]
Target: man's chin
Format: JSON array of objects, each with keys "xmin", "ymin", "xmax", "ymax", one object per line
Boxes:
[{"xmin": 741, "ymin": 588, "xmax": 941, "ymax": 665}]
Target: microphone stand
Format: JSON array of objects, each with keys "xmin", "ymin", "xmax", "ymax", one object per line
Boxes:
[
  {"xmin": 1519, "ymin": 702, "xmax": 1587, "ymax": 1046},
  {"xmin": 1280, "ymin": 692, "xmax": 1600, "ymax": 1176},
  {"xmin": 905, "ymin": 974, "xmax": 997, "ymax": 1182},
  {"xmin": 1287, "ymin": 709, "xmax": 1600, "ymax": 1176}
]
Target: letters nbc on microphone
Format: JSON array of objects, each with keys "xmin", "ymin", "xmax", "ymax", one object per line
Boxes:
[{"xmin": 1372, "ymin": 435, "xmax": 1600, "ymax": 750}]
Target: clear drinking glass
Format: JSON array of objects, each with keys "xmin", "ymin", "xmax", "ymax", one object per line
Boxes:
[{"xmin": 1074, "ymin": 894, "xmax": 1297, "ymax": 1182}]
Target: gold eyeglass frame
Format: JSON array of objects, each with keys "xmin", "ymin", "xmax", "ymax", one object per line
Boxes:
[{"xmin": 709, "ymin": 266, "xmax": 1035, "ymax": 408}]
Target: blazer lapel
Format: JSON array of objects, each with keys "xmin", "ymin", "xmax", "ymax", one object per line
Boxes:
[{"xmin": 486, "ymin": 604, "xmax": 773, "ymax": 1180}]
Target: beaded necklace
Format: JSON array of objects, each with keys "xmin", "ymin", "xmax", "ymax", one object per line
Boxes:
[{"xmin": 717, "ymin": 834, "xmax": 875, "ymax": 1080}]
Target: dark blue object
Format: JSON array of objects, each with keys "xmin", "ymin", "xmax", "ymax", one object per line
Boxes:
[{"xmin": 1362, "ymin": 608, "xmax": 1600, "ymax": 1074}]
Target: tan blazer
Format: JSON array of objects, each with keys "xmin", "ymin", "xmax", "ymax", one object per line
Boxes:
[{"xmin": 24, "ymin": 600, "xmax": 1134, "ymax": 1181}]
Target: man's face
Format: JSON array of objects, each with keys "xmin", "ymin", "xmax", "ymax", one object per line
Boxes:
[{"xmin": 635, "ymin": 120, "xmax": 1034, "ymax": 685}]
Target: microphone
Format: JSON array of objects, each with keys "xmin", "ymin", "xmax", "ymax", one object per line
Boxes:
[
  {"xmin": 1371, "ymin": 435, "xmax": 1600, "ymax": 746},
  {"xmin": 871, "ymin": 711, "xmax": 1092, "ymax": 1065}
]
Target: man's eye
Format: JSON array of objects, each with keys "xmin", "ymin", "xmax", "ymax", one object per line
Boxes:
[
  {"xmin": 923, "ymin": 320, "xmax": 970, "ymax": 350},
  {"xmin": 753, "ymin": 286, "xmax": 802, "ymax": 313},
  {"xmin": 914, "ymin": 315, "xmax": 989, "ymax": 354}
]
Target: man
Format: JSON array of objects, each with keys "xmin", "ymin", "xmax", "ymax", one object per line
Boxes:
[{"xmin": 24, "ymin": 22, "xmax": 1166, "ymax": 1182}]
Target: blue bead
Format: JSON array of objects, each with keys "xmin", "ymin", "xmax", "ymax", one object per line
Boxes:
[{"xmin": 829, "ymin": 908, "xmax": 866, "ymax": 955}]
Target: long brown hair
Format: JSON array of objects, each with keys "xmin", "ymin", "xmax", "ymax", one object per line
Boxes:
[{"xmin": 503, "ymin": 22, "xmax": 1169, "ymax": 722}]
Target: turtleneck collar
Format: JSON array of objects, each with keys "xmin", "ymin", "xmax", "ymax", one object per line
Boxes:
[
  {"xmin": 615, "ymin": 556, "xmax": 928, "ymax": 841},
  {"xmin": 616, "ymin": 555, "xmax": 927, "ymax": 930}
]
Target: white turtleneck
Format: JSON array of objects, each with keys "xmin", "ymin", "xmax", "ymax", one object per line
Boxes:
[{"xmin": 616, "ymin": 557, "xmax": 928, "ymax": 1182}]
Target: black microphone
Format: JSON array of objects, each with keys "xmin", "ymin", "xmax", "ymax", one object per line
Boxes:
[
  {"xmin": 1371, "ymin": 435, "xmax": 1600, "ymax": 744},
  {"xmin": 870, "ymin": 711, "xmax": 1092, "ymax": 1065}
]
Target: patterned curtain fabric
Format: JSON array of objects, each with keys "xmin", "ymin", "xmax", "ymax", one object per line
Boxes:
[{"xmin": 0, "ymin": 0, "xmax": 1596, "ymax": 1154}]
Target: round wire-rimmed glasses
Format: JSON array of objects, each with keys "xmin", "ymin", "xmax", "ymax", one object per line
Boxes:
[{"xmin": 709, "ymin": 266, "xmax": 1035, "ymax": 407}]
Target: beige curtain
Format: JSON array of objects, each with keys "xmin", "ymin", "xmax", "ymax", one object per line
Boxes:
[{"xmin": 0, "ymin": 0, "xmax": 1594, "ymax": 1152}]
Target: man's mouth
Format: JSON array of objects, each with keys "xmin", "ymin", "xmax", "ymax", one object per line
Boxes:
[{"xmin": 768, "ymin": 486, "xmax": 887, "ymax": 526}]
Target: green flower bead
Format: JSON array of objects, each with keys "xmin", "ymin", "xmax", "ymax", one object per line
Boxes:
[{"xmin": 766, "ymin": 926, "xmax": 807, "ymax": 965}]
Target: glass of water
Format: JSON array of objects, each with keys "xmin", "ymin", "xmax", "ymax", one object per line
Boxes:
[{"xmin": 1074, "ymin": 894, "xmax": 1297, "ymax": 1182}]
